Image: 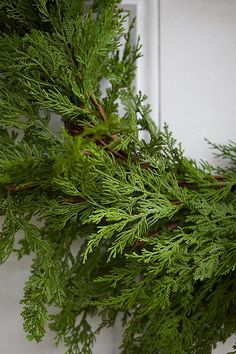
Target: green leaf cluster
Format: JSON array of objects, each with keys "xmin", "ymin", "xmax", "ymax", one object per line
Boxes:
[{"xmin": 0, "ymin": 1, "xmax": 236, "ymax": 354}]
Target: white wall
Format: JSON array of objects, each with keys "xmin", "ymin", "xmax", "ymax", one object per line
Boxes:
[
  {"xmin": 161, "ymin": 0, "xmax": 236, "ymax": 164},
  {"xmin": 160, "ymin": 0, "xmax": 236, "ymax": 352},
  {"xmin": 0, "ymin": 252, "xmax": 123, "ymax": 354}
]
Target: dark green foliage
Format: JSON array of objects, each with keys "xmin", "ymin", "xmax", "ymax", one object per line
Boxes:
[{"xmin": 0, "ymin": 1, "xmax": 236, "ymax": 353}]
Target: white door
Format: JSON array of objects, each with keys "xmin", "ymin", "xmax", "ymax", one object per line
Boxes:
[
  {"xmin": 118, "ymin": 1, "xmax": 236, "ymax": 353},
  {"xmin": 160, "ymin": 0, "xmax": 236, "ymax": 166},
  {"xmin": 150, "ymin": 1, "xmax": 236, "ymax": 353}
]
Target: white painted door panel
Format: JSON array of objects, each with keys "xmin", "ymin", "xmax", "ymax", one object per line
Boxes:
[
  {"xmin": 161, "ymin": 0, "xmax": 236, "ymax": 164},
  {"xmin": 160, "ymin": 1, "xmax": 236, "ymax": 353}
]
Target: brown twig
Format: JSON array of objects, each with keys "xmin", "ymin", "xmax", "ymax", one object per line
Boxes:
[
  {"xmin": 213, "ymin": 175, "xmax": 225, "ymax": 181},
  {"xmin": 170, "ymin": 200, "xmax": 182, "ymax": 205},
  {"xmin": 8, "ymin": 182, "xmax": 37, "ymax": 193},
  {"xmin": 140, "ymin": 162, "xmax": 150, "ymax": 170},
  {"xmin": 96, "ymin": 138, "xmax": 127, "ymax": 160},
  {"xmin": 108, "ymin": 149, "xmax": 127, "ymax": 160},
  {"xmin": 177, "ymin": 179, "xmax": 189, "ymax": 188},
  {"xmin": 90, "ymin": 92, "xmax": 107, "ymax": 122}
]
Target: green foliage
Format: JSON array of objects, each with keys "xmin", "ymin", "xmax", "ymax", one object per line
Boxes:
[{"xmin": 0, "ymin": 1, "xmax": 236, "ymax": 353}]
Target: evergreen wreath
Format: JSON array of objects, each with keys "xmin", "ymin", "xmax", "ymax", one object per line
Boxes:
[{"xmin": 0, "ymin": 1, "xmax": 236, "ymax": 353}]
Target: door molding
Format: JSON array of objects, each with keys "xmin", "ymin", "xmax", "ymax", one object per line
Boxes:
[{"xmin": 122, "ymin": 0, "xmax": 160, "ymax": 126}]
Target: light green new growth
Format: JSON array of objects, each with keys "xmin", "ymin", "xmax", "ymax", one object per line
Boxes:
[{"xmin": 0, "ymin": 1, "xmax": 236, "ymax": 354}]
